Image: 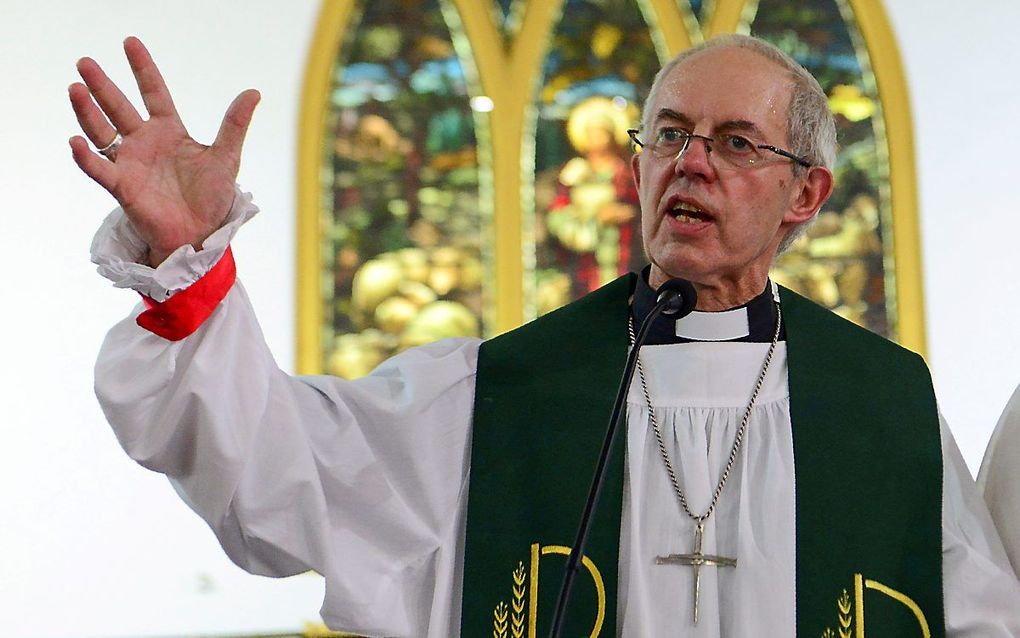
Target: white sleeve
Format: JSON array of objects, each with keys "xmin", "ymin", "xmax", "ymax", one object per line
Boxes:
[
  {"xmin": 93, "ymin": 220, "xmax": 480, "ymax": 635},
  {"xmin": 978, "ymin": 382, "xmax": 1020, "ymax": 575},
  {"xmin": 89, "ymin": 186, "xmax": 258, "ymax": 301},
  {"xmin": 941, "ymin": 414, "xmax": 1020, "ymax": 635}
]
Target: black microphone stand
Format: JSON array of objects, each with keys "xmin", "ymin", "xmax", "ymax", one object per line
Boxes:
[{"xmin": 547, "ymin": 280, "xmax": 696, "ymax": 638}]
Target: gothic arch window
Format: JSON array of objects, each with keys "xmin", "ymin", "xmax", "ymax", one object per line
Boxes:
[{"xmin": 298, "ymin": 0, "xmax": 922, "ymax": 375}]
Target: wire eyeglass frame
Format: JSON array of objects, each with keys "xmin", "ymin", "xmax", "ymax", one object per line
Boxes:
[{"xmin": 627, "ymin": 127, "xmax": 812, "ymax": 169}]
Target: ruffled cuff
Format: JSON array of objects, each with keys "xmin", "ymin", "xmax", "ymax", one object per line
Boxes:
[
  {"xmin": 136, "ymin": 247, "xmax": 237, "ymax": 341},
  {"xmin": 90, "ymin": 187, "xmax": 258, "ymax": 302}
]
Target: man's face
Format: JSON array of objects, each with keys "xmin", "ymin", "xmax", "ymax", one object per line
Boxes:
[{"xmin": 632, "ymin": 46, "xmax": 821, "ymax": 304}]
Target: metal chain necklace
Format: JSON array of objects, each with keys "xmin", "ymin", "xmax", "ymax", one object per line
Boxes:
[{"xmin": 627, "ymin": 299, "xmax": 782, "ymax": 624}]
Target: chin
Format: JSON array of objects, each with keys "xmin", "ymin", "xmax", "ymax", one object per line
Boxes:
[{"xmin": 649, "ymin": 259, "xmax": 705, "ymax": 287}]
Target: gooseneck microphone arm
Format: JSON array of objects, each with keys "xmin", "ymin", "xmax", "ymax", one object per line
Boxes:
[{"xmin": 548, "ymin": 279, "xmax": 696, "ymax": 638}]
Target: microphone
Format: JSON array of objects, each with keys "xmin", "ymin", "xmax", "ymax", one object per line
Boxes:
[
  {"xmin": 548, "ymin": 278, "xmax": 697, "ymax": 637},
  {"xmin": 656, "ymin": 277, "xmax": 697, "ymax": 316}
]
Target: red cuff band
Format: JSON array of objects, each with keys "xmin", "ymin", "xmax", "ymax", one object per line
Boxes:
[{"xmin": 136, "ymin": 247, "xmax": 237, "ymax": 341}]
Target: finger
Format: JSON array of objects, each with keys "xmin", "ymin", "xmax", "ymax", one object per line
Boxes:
[
  {"xmin": 76, "ymin": 56, "xmax": 144, "ymax": 134},
  {"xmin": 213, "ymin": 89, "xmax": 261, "ymax": 159},
  {"xmin": 123, "ymin": 36, "xmax": 180, "ymax": 120},
  {"xmin": 69, "ymin": 83, "xmax": 119, "ymax": 149},
  {"xmin": 70, "ymin": 136, "xmax": 118, "ymax": 193}
]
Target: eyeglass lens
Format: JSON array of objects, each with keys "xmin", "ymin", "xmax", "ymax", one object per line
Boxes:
[{"xmin": 651, "ymin": 131, "xmax": 765, "ymax": 167}]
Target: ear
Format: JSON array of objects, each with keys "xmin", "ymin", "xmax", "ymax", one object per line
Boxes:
[
  {"xmin": 631, "ymin": 152, "xmax": 642, "ymax": 189},
  {"xmin": 785, "ymin": 165, "xmax": 834, "ymax": 225}
]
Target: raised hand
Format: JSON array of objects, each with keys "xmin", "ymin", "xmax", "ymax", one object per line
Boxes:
[{"xmin": 69, "ymin": 37, "xmax": 260, "ymax": 266}]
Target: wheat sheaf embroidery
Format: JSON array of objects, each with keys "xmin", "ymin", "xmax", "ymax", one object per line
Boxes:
[
  {"xmin": 493, "ymin": 600, "xmax": 509, "ymax": 638},
  {"xmin": 493, "ymin": 561, "xmax": 528, "ymax": 638},
  {"xmin": 838, "ymin": 589, "xmax": 853, "ymax": 638},
  {"xmin": 822, "ymin": 588, "xmax": 854, "ymax": 638},
  {"xmin": 512, "ymin": 561, "xmax": 527, "ymax": 637}
]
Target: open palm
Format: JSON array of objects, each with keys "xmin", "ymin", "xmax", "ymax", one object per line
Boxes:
[{"xmin": 69, "ymin": 37, "xmax": 260, "ymax": 266}]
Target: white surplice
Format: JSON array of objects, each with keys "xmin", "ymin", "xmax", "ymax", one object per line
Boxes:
[
  {"xmin": 980, "ymin": 383, "xmax": 1020, "ymax": 579},
  {"xmin": 92, "ymin": 193, "xmax": 1020, "ymax": 637}
]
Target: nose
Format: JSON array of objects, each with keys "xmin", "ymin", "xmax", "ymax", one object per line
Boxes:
[{"xmin": 673, "ymin": 135, "xmax": 715, "ymax": 181}]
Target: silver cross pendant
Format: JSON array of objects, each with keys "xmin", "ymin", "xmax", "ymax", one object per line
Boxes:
[{"xmin": 655, "ymin": 522, "xmax": 737, "ymax": 624}]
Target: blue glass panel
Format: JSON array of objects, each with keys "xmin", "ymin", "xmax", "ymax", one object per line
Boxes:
[
  {"xmin": 689, "ymin": 0, "xmax": 706, "ymax": 22},
  {"xmin": 496, "ymin": 0, "xmax": 514, "ymax": 19}
]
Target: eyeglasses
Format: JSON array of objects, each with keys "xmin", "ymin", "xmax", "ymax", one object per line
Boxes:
[{"xmin": 627, "ymin": 127, "xmax": 812, "ymax": 169}]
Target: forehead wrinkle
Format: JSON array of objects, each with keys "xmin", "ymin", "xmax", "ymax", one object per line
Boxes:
[{"xmin": 652, "ymin": 108, "xmax": 769, "ymax": 139}]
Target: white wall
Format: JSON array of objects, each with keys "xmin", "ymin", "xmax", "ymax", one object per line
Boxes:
[
  {"xmin": 883, "ymin": 0, "xmax": 1020, "ymax": 475},
  {"xmin": 0, "ymin": 2, "xmax": 321, "ymax": 636},
  {"xmin": 1, "ymin": 1, "xmax": 1018, "ymax": 636}
]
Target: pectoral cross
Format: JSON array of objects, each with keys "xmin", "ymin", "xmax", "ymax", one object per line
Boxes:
[{"xmin": 655, "ymin": 522, "xmax": 737, "ymax": 624}]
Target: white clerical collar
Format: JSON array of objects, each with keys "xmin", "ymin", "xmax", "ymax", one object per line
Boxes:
[
  {"xmin": 631, "ymin": 271, "xmax": 782, "ymax": 345},
  {"xmin": 675, "ymin": 307, "xmax": 750, "ymax": 341},
  {"xmin": 674, "ymin": 280, "xmax": 779, "ymax": 341}
]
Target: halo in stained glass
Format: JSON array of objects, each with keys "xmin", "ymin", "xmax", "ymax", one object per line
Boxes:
[
  {"xmin": 750, "ymin": 0, "xmax": 895, "ymax": 339},
  {"xmin": 322, "ymin": 0, "xmax": 486, "ymax": 378},
  {"xmin": 528, "ymin": 0, "xmax": 661, "ymax": 317}
]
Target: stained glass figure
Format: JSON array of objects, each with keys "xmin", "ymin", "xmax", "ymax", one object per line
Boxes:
[{"xmin": 531, "ymin": 0, "xmax": 660, "ymax": 316}]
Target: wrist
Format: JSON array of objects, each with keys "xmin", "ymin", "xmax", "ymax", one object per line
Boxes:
[
  {"xmin": 92, "ymin": 186, "xmax": 259, "ymax": 298},
  {"xmin": 145, "ymin": 229, "xmax": 216, "ymax": 268}
]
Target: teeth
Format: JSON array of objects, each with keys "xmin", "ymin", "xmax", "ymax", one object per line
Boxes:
[{"xmin": 670, "ymin": 201, "xmax": 708, "ymax": 224}]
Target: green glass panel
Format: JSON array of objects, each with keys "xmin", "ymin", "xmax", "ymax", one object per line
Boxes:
[
  {"xmin": 529, "ymin": 0, "xmax": 660, "ymax": 317},
  {"xmin": 751, "ymin": 0, "xmax": 895, "ymax": 338},
  {"xmin": 323, "ymin": 0, "xmax": 485, "ymax": 378}
]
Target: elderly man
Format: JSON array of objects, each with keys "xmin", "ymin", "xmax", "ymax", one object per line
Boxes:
[{"xmin": 72, "ymin": 34, "xmax": 1020, "ymax": 637}]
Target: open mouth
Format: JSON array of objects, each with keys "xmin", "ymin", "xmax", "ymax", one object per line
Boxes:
[{"xmin": 671, "ymin": 202, "xmax": 712, "ymax": 225}]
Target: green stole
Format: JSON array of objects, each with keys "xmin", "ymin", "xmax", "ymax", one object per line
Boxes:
[{"xmin": 462, "ymin": 275, "xmax": 944, "ymax": 637}]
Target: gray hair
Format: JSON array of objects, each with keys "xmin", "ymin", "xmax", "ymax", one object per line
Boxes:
[{"xmin": 641, "ymin": 34, "xmax": 837, "ymax": 252}]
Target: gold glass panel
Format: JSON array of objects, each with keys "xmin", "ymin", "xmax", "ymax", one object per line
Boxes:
[
  {"xmin": 529, "ymin": 0, "xmax": 661, "ymax": 316},
  {"xmin": 320, "ymin": 0, "xmax": 486, "ymax": 378},
  {"xmin": 749, "ymin": 0, "xmax": 895, "ymax": 338}
]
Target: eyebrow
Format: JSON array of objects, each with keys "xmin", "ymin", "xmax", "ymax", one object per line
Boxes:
[
  {"xmin": 652, "ymin": 108, "xmax": 767, "ymax": 138},
  {"xmin": 652, "ymin": 108, "xmax": 693, "ymax": 128}
]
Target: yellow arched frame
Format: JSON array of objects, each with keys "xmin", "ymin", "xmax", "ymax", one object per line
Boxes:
[{"xmin": 296, "ymin": 0, "xmax": 925, "ymax": 374}]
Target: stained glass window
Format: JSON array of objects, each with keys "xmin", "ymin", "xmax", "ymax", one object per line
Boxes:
[
  {"xmin": 530, "ymin": 0, "xmax": 660, "ymax": 316},
  {"xmin": 322, "ymin": 0, "xmax": 485, "ymax": 378},
  {"xmin": 303, "ymin": 0, "xmax": 920, "ymax": 374}
]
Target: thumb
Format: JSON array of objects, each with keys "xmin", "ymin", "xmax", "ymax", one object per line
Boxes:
[{"xmin": 213, "ymin": 88, "xmax": 261, "ymax": 159}]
